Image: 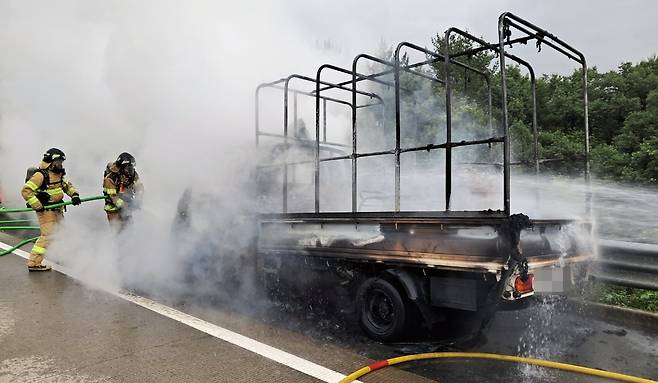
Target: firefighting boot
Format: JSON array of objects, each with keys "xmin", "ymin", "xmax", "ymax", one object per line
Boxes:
[
  {"xmin": 27, "ymin": 254, "xmax": 51, "ymax": 272},
  {"xmin": 28, "ymin": 264, "xmax": 52, "ymax": 272}
]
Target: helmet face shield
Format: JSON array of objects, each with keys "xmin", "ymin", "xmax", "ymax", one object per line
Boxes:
[
  {"xmin": 123, "ymin": 164, "xmax": 135, "ymax": 178},
  {"xmin": 116, "ymin": 152, "xmax": 136, "ymax": 180},
  {"xmin": 50, "ymin": 159, "xmax": 65, "ymax": 174}
]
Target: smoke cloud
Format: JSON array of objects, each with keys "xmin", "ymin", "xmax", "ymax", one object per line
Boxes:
[
  {"xmin": 2, "ymin": 1, "xmax": 656, "ymax": 304},
  {"xmin": 0, "ymin": 0, "xmax": 346, "ymax": 295}
]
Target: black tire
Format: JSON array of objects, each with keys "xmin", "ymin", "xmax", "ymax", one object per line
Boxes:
[{"xmin": 356, "ymin": 277, "xmax": 408, "ymax": 341}]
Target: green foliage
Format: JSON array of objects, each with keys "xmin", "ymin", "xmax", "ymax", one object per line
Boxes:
[
  {"xmin": 590, "ymin": 144, "xmax": 629, "ymax": 180},
  {"xmin": 486, "ymin": 53, "xmax": 658, "ymax": 183},
  {"xmin": 598, "ymin": 285, "xmax": 658, "ymax": 312},
  {"xmin": 510, "ymin": 120, "xmax": 533, "ymax": 162},
  {"xmin": 431, "ymin": 32, "xmax": 496, "ymax": 106},
  {"xmin": 539, "ymin": 130, "xmax": 585, "ymax": 160},
  {"xmin": 363, "ymin": 37, "xmax": 658, "ymax": 184},
  {"xmin": 627, "ymin": 137, "xmax": 658, "ymax": 182}
]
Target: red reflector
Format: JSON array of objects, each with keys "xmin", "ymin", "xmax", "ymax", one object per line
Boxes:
[{"xmin": 514, "ymin": 274, "xmax": 534, "ymax": 294}]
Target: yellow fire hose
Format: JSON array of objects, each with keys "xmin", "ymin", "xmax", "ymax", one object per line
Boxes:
[{"xmin": 339, "ymin": 352, "xmax": 657, "ymax": 383}]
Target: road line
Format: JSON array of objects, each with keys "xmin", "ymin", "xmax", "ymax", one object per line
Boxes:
[{"xmin": 0, "ymin": 240, "xmax": 360, "ymax": 383}]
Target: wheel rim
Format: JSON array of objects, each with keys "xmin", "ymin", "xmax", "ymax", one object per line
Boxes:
[{"xmin": 365, "ymin": 288, "xmax": 396, "ymax": 332}]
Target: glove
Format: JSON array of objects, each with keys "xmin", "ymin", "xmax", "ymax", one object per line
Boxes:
[
  {"xmin": 71, "ymin": 195, "xmax": 81, "ymax": 206},
  {"xmin": 34, "ymin": 205, "xmax": 45, "ymax": 212}
]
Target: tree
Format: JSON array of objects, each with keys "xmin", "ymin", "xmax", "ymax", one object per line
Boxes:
[{"xmin": 360, "ymin": 37, "xmax": 658, "ymax": 184}]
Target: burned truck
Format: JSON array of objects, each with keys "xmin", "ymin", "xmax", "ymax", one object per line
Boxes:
[{"xmin": 253, "ymin": 13, "xmax": 594, "ymax": 341}]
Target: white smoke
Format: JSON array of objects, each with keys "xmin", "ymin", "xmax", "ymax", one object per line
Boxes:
[
  {"xmin": 2, "ymin": 1, "xmax": 654, "ymax": 301},
  {"xmin": 0, "ymin": 0, "xmax": 347, "ymax": 294}
]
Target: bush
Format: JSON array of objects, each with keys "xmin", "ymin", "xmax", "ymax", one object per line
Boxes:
[
  {"xmin": 590, "ymin": 144, "xmax": 629, "ymax": 180},
  {"xmin": 598, "ymin": 285, "xmax": 658, "ymax": 312}
]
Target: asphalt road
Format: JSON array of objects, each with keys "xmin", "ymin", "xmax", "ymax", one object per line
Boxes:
[
  {"xmin": 173, "ymin": 281, "xmax": 658, "ymax": 383},
  {"xmin": 1, "ymin": 232, "xmax": 656, "ymax": 383}
]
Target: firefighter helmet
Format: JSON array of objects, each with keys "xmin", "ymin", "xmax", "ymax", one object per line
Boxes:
[
  {"xmin": 116, "ymin": 152, "xmax": 136, "ymax": 179},
  {"xmin": 116, "ymin": 152, "xmax": 136, "ymax": 168},
  {"xmin": 42, "ymin": 148, "xmax": 66, "ymax": 163}
]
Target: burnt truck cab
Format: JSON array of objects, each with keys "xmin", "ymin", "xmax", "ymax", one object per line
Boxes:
[{"xmin": 253, "ymin": 13, "xmax": 594, "ymax": 341}]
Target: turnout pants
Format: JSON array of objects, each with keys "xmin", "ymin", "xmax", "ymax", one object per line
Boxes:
[{"xmin": 29, "ymin": 209, "xmax": 64, "ymax": 267}]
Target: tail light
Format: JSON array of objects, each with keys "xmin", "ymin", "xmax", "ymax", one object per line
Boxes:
[{"xmin": 514, "ymin": 274, "xmax": 534, "ymax": 294}]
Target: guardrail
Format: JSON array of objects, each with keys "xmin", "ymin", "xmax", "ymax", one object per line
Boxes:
[{"xmin": 591, "ymin": 239, "xmax": 658, "ymax": 291}]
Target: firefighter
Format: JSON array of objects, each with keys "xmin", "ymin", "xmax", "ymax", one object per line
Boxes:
[
  {"xmin": 21, "ymin": 148, "xmax": 81, "ymax": 271},
  {"xmin": 103, "ymin": 152, "xmax": 144, "ymax": 231}
]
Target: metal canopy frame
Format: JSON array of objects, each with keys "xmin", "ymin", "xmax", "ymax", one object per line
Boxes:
[
  {"xmin": 255, "ymin": 73, "xmax": 384, "ymax": 213},
  {"xmin": 393, "ymin": 41, "xmax": 493, "ymax": 212},
  {"xmin": 254, "ymin": 12, "xmax": 590, "ymax": 218},
  {"xmin": 497, "ymin": 12, "xmax": 590, "ymax": 215},
  {"xmin": 444, "ymin": 27, "xmax": 541, "ymax": 214}
]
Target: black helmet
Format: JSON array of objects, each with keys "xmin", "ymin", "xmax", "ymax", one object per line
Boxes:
[
  {"xmin": 116, "ymin": 152, "xmax": 136, "ymax": 179},
  {"xmin": 116, "ymin": 152, "xmax": 136, "ymax": 168},
  {"xmin": 42, "ymin": 148, "xmax": 66, "ymax": 163}
]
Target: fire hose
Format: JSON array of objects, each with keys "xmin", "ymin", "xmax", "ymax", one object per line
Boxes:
[
  {"xmin": 0, "ymin": 236, "xmax": 40, "ymax": 257},
  {"xmin": 338, "ymin": 352, "xmax": 657, "ymax": 383},
  {"xmin": 0, "ymin": 195, "xmax": 105, "ymax": 213},
  {"xmin": 0, "ymin": 219, "xmax": 33, "ymax": 224},
  {"xmin": 0, "ymin": 195, "xmax": 105, "ymax": 257}
]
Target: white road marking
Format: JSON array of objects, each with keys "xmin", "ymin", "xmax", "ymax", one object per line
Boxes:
[{"xmin": 0, "ymin": 240, "xmax": 360, "ymax": 383}]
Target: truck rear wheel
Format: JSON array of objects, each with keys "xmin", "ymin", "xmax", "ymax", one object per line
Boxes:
[{"xmin": 356, "ymin": 278, "xmax": 408, "ymax": 341}]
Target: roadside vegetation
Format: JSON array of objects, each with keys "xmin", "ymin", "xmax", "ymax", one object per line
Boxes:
[
  {"xmin": 596, "ymin": 285, "xmax": 658, "ymax": 313},
  {"xmin": 372, "ymin": 34, "xmax": 658, "ymax": 182}
]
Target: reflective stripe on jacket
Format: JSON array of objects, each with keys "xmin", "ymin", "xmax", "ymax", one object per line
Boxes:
[{"xmin": 21, "ymin": 162, "xmax": 78, "ymax": 210}]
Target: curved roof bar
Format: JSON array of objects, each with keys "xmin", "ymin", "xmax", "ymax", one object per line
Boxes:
[
  {"xmin": 391, "ymin": 42, "xmax": 495, "ymax": 211},
  {"xmin": 498, "ymin": 12, "xmax": 590, "ymax": 215},
  {"xmin": 284, "ymin": 73, "xmax": 382, "ymax": 140},
  {"xmin": 314, "ymin": 64, "xmax": 359, "ymax": 212},
  {"xmin": 399, "ymin": 42, "xmax": 493, "ymax": 128},
  {"xmin": 350, "ymin": 53, "xmax": 399, "ymax": 212},
  {"xmin": 444, "ymin": 27, "xmax": 543, "ymax": 214},
  {"xmin": 256, "ymin": 80, "xmax": 355, "ymax": 143},
  {"xmin": 255, "ymin": 79, "xmax": 286, "ymax": 145},
  {"xmin": 445, "ymin": 27, "xmax": 540, "ymax": 174},
  {"xmin": 284, "ymin": 74, "xmax": 385, "ymax": 212},
  {"xmin": 315, "ymin": 56, "xmax": 456, "ymax": 96}
]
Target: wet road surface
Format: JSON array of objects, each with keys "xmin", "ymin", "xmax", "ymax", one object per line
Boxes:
[{"xmin": 1, "ymin": 233, "xmax": 656, "ymax": 383}]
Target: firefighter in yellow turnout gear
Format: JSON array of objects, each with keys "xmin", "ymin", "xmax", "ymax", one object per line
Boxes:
[
  {"xmin": 103, "ymin": 152, "xmax": 143, "ymax": 231},
  {"xmin": 21, "ymin": 148, "xmax": 81, "ymax": 271}
]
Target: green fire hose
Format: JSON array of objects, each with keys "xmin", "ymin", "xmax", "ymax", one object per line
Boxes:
[
  {"xmin": 0, "ymin": 226, "xmax": 40, "ymax": 231},
  {"xmin": 0, "ymin": 195, "xmax": 105, "ymax": 213},
  {"xmin": 0, "ymin": 236, "xmax": 40, "ymax": 257},
  {"xmin": 0, "ymin": 219, "xmax": 33, "ymax": 224},
  {"xmin": 0, "ymin": 195, "xmax": 105, "ymax": 257}
]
